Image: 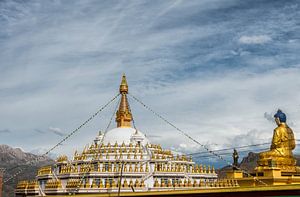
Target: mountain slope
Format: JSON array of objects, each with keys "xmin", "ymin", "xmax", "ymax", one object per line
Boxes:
[{"xmin": 0, "ymin": 144, "xmax": 54, "ymax": 197}]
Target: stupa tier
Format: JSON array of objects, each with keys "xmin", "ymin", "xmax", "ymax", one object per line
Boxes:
[{"xmin": 16, "ymin": 141, "xmax": 227, "ymax": 196}]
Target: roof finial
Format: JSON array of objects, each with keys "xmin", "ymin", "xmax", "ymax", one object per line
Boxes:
[
  {"xmin": 119, "ymin": 73, "xmax": 128, "ymax": 94},
  {"xmin": 116, "ymin": 74, "xmax": 132, "ymax": 127}
]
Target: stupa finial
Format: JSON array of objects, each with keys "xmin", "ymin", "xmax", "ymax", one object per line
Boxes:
[
  {"xmin": 116, "ymin": 74, "xmax": 132, "ymax": 127},
  {"xmin": 119, "ymin": 73, "xmax": 128, "ymax": 94}
]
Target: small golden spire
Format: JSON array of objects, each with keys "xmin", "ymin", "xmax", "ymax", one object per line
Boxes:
[
  {"xmin": 116, "ymin": 74, "xmax": 132, "ymax": 127},
  {"xmin": 120, "ymin": 73, "xmax": 128, "ymax": 93}
]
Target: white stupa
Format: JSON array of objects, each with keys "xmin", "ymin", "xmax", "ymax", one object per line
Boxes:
[
  {"xmin": 103, "ymin": 127, "xmax": 149, "ymax": 146},
  {"xmin": 16, "ymin": 75, "xmax": 220, "ymax": 197}
]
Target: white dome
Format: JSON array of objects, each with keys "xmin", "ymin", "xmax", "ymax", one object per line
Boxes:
[{"xmin": 103, "ymin": 127, "xmax": 149, "ymax": 145}]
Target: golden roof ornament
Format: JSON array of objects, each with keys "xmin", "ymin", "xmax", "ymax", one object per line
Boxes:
[{"xmin": 116, "ymin": 74, "xmax": 132, "ymax": 127}]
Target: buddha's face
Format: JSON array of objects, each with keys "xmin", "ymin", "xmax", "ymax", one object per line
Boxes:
[{"xmin": 275, "ymin": 117, "xmax": 281, "ymax": 126}]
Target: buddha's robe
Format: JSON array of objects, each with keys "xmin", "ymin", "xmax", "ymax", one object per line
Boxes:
[{"xmin": 259, "ymin": 123, "xmax": 295, "ymax": 159}]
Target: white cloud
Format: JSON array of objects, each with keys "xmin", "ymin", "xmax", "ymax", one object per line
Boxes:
[
  {"xmin": 30, "ymin": 148, "xmax": 58, "ymax": 159},
  {"xmin": 49, "ymin": 127, "xmax": 65, "ymax": 137},
  {"xmin": 170, "ymin": 143, "xmax": 199, "ymax": 155},
  {"xmin": 238, "ymin": 35, "xmax": 272, "ymax": 44},
  {"xmin": 229, "ymin": 129, "xmax": 270, "ymax": 148},
  {"xmin": 264, "ymin": 112, "xmax": 274, "ymax": 122},
  {"xmin": 0, "ymin": 0, "xmax": 299, "ymax": 165}
]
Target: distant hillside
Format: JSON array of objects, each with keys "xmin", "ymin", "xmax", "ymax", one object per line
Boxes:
[
  {"xmin": 0, "ymin": 144, "xmax": 54, "ymax": 197},
  {"xmin": 218, "ymin": 152, "xmax": 300, "ymax": 178}
]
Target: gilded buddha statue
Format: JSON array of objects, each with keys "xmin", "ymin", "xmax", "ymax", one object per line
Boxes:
[{"xmin": 257, "ymin": 110, "xmax": 297, "ymax": 172}]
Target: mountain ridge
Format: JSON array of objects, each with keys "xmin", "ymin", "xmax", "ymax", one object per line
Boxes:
[{"xmin": 0, "ymin": 144, "xmax": 54, "ymax": 197}]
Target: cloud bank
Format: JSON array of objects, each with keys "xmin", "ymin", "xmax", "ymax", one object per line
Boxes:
[
  {"xmin": 0, "ymin": 0, "xmax": 300, "ymax": 167},
  {"xmin": 239, "ymin": 35, "xmax": 272, "ymax": 44}
]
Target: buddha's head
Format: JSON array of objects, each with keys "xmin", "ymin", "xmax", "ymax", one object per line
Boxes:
[{"xmin": 274, "ymin": 109, "xmax": 286, "ymax": 125}]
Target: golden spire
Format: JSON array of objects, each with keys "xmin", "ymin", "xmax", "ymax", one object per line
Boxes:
[{"xmin": 116, "ymin": 74, "xmax": 132, "ymax": 127}]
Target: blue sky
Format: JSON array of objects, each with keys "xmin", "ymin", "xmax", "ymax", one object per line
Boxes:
[{"xmin": 0, "ymin": 0, "xmax": 300, "ymax": 167}]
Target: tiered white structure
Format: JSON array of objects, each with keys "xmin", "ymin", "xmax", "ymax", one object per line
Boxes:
[{"xmin": 16, "ymin": 75, "xmax": 238, "ymax": 197}]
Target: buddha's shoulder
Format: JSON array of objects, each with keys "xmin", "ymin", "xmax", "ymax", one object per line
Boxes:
[{"xmin": 275, "ymin": 125, "xmax": 287, "ymax": 131}]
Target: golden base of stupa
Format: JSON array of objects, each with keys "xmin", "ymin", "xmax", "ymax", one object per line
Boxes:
[{"xmin": 16, "ymin": 184, "xmax": 300, "ymax": 197}]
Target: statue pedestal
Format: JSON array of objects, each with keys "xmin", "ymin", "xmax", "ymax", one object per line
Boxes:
[
  {"xmin": 226, "ymin": 169, "xmax": 243, "ymax": 179},
  {"xmin": 256, "ymin": 167, "xmax": 281, "ymax": 178},
  {"xmin": 256, "ymin": 158, "xmax": 297, "ymax": 173}
]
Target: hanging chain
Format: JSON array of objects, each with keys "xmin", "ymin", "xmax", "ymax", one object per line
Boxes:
[
  {"xmin": 127, "ymin": 96, "xmax": 137, "ymax": 130},
  {"xmin": 104, "ymin": 99, "xmax": 120, "ymax": 133},
  {"xmin": 70, "ymin": 95, "xmax": 121, "ymax": 194},
  {"xmin": 128, "ymin": 93, "xmax": 268, "ymax": 186},
  {"xmin": 71, "ymin": 95, "xmax": 148, "ymax": 194},
  {"xmin": 4, "ymin": 93, "xmax": 120, "ymax": 184}
]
